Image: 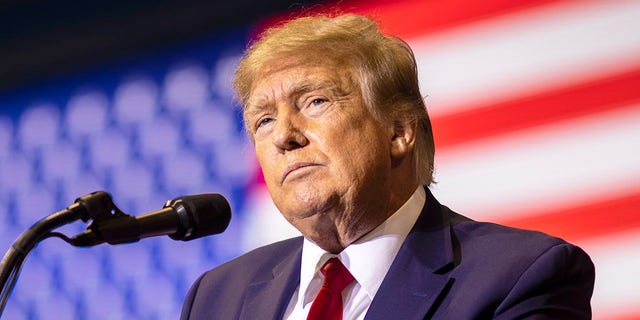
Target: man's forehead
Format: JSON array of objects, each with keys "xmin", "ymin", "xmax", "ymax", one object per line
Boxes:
[{"xmin": 247, "ymin": 64, "xmax": 353, "ymax": 105}]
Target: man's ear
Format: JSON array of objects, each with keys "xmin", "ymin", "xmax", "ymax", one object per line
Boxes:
[{"xmin": 390, "ymin": 119, "xmax": 417, "ymax": 160}]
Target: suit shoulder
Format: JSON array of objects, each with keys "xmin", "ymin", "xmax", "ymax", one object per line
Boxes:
[
  {"xmin": 433, "ymin": 208, "xmax": 594, "ymax": 318},
  {"xmin": 181, "ymin": 237, "xmax": 302, "ymax": 319},
  {"xmin": 448, "ymin": 208, "xmax": 569, "ymax": 252},
  {"xmin": 445, "ymin": 207, "xmax": 592, "ymax": 281}
]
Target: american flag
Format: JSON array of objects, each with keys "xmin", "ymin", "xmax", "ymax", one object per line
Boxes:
[{"xmin": 242, "ymin": 1, "xmax": 640, "ymax": 319}]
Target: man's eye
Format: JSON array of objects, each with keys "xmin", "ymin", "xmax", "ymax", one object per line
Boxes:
[
  {"xmin": 310, "ymin": 98, "xmax": 328, "ymax": 106},
  {"xmin": 256, "ymin": 117, "xmax": 274, "ymax": 129}
]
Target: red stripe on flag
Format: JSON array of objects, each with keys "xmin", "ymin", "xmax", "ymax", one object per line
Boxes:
[
  {"xmin": 332, "ymin": 0, "xmax": 568, "ymax": 39},
  {"xmin": 253, "ymin": 0, "xmax": 571, "ymax": 40},
  {"xmin": 432, "ymin": 69, "xmax": 640, "ymax": 149},
  {"xmin": 606, "ymin": 313, "xmax": 640, "ymax": 320},
  {"xmin": 498, "ymin": 191, "xmax": 640, "ymax": 243}
]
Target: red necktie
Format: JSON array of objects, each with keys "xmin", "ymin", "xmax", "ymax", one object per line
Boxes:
[{"xmin": 307, "ymin": 258, "xmax": 355, "ymax": 320}]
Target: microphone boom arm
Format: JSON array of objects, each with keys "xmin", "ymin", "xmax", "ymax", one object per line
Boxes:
[
  {"xmin": 0, "ymin": 190, "xmax": 230, "ymax": 317},
  {"xmin": 0, "ymin": 190, "xmax": 113, "ymax": 317}
]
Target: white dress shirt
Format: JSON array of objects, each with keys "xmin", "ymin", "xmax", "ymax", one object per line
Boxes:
[{"xmin": 283, "ymin": 186, "xmax": 426, "ymax": 320}]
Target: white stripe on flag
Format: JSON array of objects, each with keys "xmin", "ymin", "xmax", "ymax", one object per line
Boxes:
[
  {"xmin": 577, "ymin": 229, "xmax": 640, "ymax": 319},
  {"xmin": 409, "ymin": 0, "xmax": 640, "ymax": 116},
  {"xmin": 431, "ymin": 104, "xmax": 640, "ymax": 222}
]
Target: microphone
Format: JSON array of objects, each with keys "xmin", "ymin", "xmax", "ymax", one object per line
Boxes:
[{"xmin": 70, "ymin": 193, "xmax": 231, "ymax": 246}]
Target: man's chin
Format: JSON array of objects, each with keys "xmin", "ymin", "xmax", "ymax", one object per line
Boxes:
[{"xmin": 274, "ymin": 186, "xmax": 341, "ymax": 215}]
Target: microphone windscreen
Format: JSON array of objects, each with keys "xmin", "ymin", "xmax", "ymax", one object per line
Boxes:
[{"xmin": 170, "ymin": 193, "xmax": 231, "ymax": 241}]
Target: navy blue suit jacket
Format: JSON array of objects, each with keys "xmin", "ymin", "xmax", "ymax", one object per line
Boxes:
[{"xmin": 180, "ymin": 189, "xmax": 595, "ymax": 319}]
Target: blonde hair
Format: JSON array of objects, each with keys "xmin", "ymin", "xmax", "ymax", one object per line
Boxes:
[{"xmin": 234, "ymin": 13, "xmax": 435, "ymax": 185}]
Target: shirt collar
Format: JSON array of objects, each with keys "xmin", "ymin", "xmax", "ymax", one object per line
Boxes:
[{"xmin": 297, "ymin": 186, "xmax": 426, "ymax": 305}]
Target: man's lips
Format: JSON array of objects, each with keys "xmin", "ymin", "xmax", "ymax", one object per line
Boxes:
[{"xmin": 281, "ymin": 162, "xmax": 318, "ymax": 182}]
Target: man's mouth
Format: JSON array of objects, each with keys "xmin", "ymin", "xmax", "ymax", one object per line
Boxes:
[{"xmin": 282, "ymin": 162, "xmax": 317, "ymax": 182}]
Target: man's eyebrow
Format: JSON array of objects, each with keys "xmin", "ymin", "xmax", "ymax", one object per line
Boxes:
[
  {"xmin": 290, "ymin": 79, "xmax": 351, "ymax": 99},
  {"xmin": 289, "ymin": 81, "xmax": 332, "ymax": 96},
  {"xmin": 243, "ymin": 103, "xmax": 267, "ymax": 118}
]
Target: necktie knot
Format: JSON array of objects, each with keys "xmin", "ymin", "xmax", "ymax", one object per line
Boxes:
[{"xmin": 320, "ymin": 258, "xmax": 355, "ymax": 293}]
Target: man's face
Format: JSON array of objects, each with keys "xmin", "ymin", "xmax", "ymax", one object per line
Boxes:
[{"xmin": 244, "ymin": 61, "xmax": 395, "ymax": 246}]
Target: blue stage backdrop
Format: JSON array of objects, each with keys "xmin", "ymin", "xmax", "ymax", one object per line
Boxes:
[{"xmin": 0, "ymin": 28, "xmax": 259, "ymax": 320}]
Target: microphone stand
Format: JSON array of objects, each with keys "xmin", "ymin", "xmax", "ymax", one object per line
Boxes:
[{"xmin": 0, "ymin": 191, "xmax": 115, "ymax": 318}]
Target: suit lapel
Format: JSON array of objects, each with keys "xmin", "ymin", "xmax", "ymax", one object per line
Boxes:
[
  {"xmin": 239, "ymin": 239, "xmax": 303, "ymax": 320},
  {"xmin": 365, "ymin": 188, "xmax": 455, "ymax": 320}
]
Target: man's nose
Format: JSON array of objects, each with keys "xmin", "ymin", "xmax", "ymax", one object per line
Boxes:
[{"xmin": 272, "ymin": 109, "xmax": 308, "ymax": 152}]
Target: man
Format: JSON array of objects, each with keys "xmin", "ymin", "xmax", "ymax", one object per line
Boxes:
[{"xmin": 180, "ymin": 14, "xmax": 594, "ymax": 319}]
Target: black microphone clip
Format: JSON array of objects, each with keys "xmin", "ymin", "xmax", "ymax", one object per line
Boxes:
[{"xmin": 70, "ymin": 191, "xmax": 139, "ymax": 246}]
